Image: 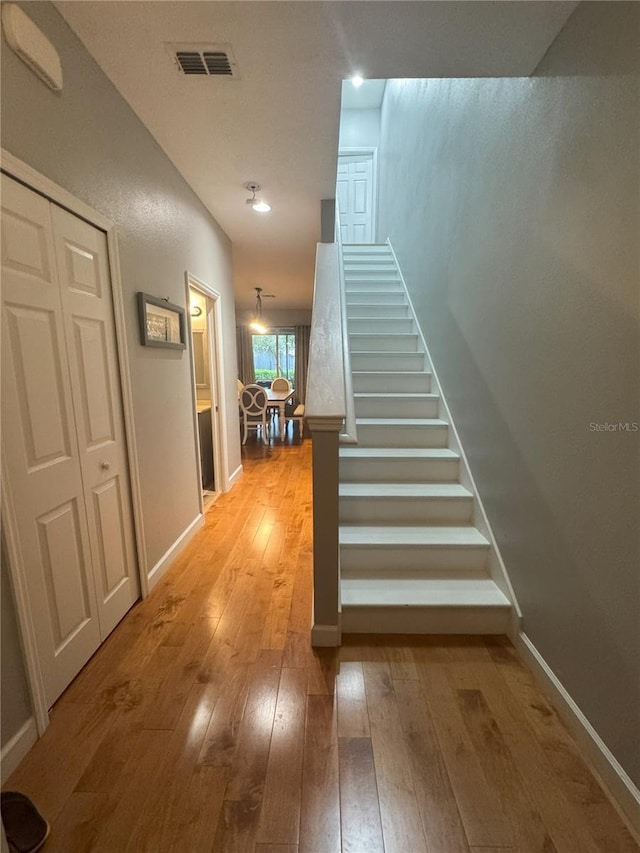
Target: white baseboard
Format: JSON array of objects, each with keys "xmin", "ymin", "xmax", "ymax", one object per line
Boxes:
[
  {"xmin": 1, "ymin": 717, "xmax": 37, "ymax": 783},
  {"xmin": 227, "ymin": 463, "xmax": 243, "ymax": 490},
  {"xmin": 146, "ymin": 514, "xmax": 204, "ymax": 593},
  {"xmin": 517, "ymin": 632, "xmax": 640, "ymax": 837},
  {"xmin": 311, "ymin": 623, "xmax": 342, "ymax": 647}
]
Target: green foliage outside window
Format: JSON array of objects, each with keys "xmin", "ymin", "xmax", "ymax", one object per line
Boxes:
[
  {"xmin": 255, "ymin": 368, "xmax": 277, "ymax": 381},
  {"xmin": 252, "ymin": 329, "xmax": 295, "ymax": 383}
]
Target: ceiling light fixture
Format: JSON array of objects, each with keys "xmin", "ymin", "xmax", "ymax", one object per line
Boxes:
[
  {"xmin": 351, "ymin": 74, "xmax": 364, "ymax": 88},
  {"xmin": 249, "ymin": 287, "xmax": 267, "ymax": 333},
  {"xmin": 244, "ymin": 182, "xmax": 271, "ymax": 213}
]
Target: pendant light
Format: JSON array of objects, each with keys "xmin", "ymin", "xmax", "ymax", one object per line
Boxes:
[
  {"xmin": 244, "ymin": 182, "xmax": 271, "ymax": 213},
  {"xmin": 249, "ymin": 287, "xmax": 267, "ymax": 333}
]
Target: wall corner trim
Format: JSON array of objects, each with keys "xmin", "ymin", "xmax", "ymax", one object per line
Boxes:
[
  {"xmin": 1, "ymin": 718, "xmax": 37, "ymax": 784},
  {"xmin": 146, "ymin": 513, "xmax": 204, "ymax": 593},
  {"xmin": 516, "ymin": 631, "xmax": 640, "ymax": 837},
  {"xmin": 311, "ymin": 623, "xmax": 342, "ymax": 647}
]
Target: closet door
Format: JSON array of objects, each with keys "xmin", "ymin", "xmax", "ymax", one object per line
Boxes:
[
  {"xmin": 1, "ymin": 174, "xmax": 101, "ymax": 707},
  {"xmin": 51, "ymin": 205, "xmax": 139, "ymax": 639},
  {"xmin": 1, "ymin": 174, "xmax": 140, "ymax": 708}
]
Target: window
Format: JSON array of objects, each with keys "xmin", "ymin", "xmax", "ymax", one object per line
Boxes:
[{"xmin": 252, "ymin": 329, "xmax": 295, "ymax": 384}]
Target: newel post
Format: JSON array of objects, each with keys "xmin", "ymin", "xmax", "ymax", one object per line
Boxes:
[{"xmin": 307, "ymin": 415, "xmax": 343, "ymax": 647}]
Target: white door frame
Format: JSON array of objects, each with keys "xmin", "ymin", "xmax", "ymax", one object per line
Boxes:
[
  {"xmin": 185, "ymin": 273, "xmax": 228, "ymax": 511},
  {"xmin": 0, "ymin": 150, "xmax": 147, "ymax": 735},
  {"xmin": 337, "ymin": 146, "xmax": 379, "ymax": 243}
]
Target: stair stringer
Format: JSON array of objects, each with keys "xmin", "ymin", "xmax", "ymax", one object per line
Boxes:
[{"xmin": 385, "ymin": 239, "xmax": 522, "ymax": 638}]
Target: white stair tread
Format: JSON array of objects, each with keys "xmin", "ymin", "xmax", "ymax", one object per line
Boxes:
[
  {"xmin": 340, "ymin": 483, "xmax": 471, "ymax": 499},
  {"xmin": 341, "ymin": 577, "xmax": 509, "ymax": 607},
  {"xmin": 340, "ymin": 525, "xmax": 489, "ymax": 547},
  {"xmin": 340, "ymin": 447, "xmax": 458, "ymax": 460},
  {"xmin": 354, "ymin": 392, "xmax": 438, "ymax": 400},
  {"xmin": 351, "ymin": 351, "xmax": 424, "ymax": 357},
  {"xmin": 356, "ymin": 418, "xmax": 447, "ymax": 427},
  {"xmin": 349, "ymin": 331, "xmax": 418, "ymax": 340},
  {"xmin": 353, "ymin": 371, "xmax": 431, "ymax": 376},
  {"xmin": 347, "ymin": 288, "xmax": 407, "ymax": 294}
]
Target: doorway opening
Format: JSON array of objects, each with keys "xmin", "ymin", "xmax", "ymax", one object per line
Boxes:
[{"xmin": 187, "ymin": 276, "xmax": 225, "ymax": 513}]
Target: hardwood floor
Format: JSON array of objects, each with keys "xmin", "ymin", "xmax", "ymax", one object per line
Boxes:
[{"xmin": 5, "ymin": 436, "xmax": 638, "ymax": 852}]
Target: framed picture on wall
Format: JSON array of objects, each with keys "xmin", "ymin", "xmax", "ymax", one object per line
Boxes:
[{"xmin": 137, "ymin": 292, "xmax": 186, "ymax": 349}]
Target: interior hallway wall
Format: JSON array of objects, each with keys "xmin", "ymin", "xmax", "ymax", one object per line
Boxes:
[
  {"xmin": 377, "ymin": 1, "xmax": 639, "ymax": 785},
  {"xmin": 235, "ymin": 309, "xmax": 312, "ymax": 327},
  {"xmin": 1, "ymin": 1, "xmax": 242, "ymax": 745},
  {"xmin": 1, "ymin": 544, "xmax": 33, "ymax": 746},
  {"xmin": 338, "ymin": 108, "xmax": 381, "ymax": 149}
]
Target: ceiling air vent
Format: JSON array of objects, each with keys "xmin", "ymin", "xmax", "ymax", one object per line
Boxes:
[{"xmin": 169, "ymin": 43, "xmax": 238, "ymax": 79}]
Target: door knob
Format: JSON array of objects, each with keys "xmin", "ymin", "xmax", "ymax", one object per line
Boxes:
[{"xmin": 100, "ymin": 461, "xmax": 110, "ymax": 471}]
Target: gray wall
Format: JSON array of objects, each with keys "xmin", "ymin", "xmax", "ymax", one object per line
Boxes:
[
  {"xmin": 339, "ymin": 109, "xmax": 381, "ymax": 150},
  {"xmin": 377, "ymin": 1, "xmax": 639, "ymax": 784},
  {"xmin": 1, "ymin": 2, "xmax": 241, "ymax": 745},
  {"xmin": 1, "ymin": 545, "xmax": 32, "ymax": 745}
]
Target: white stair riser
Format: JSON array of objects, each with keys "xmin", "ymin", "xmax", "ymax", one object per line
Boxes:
[
  {"xmin": 347, "ymin": 305, "xmax": 410, "ymax": 319},
  {"xmin": 354, "ymin": 395, "xmax": 439, "ymax": 418},
  {"xmin": 339, "ymin": 496, "xmax": 473, "ymax": 524},
  {"xmin": 344, "ymin": 262, "xmax": 397, "ymax": 272},
  {"xmin": 346, "ymin": 279, "xmax": 403, "ymax": 291},
  {"xmin": 343, "ymin": 245, "xmax": 391, "ymax": 253},
  {"xmin": 356, "ymin": 423, "xmax": 448, "ymax": 448},
  {"xmin": 345, "ymin": 270, "xmax": 401, "ymax": 280},
  {"xmin": 350, "ymin": 334, "xmax": 420, "ymax": 353},
  {"xmin": 351, "ymin": 352, "xmax": 426, "ymax": 372},
  {"xmin": 347, "ymin": 291, "xmax": 406, "ymax": 305},
  {"xmin": 340, "ymin": 545, "xmax": 488, "ymax": 573},
  {"xmin": 340, "ymin": 455, "xmax": 459, "ymax": 483},
  {"xmin": 352, "ymin": 372, "xmax": 432, "ymax": 393},
  {"xmin": 340, "ymin": 605, "xmax": 510, "ymax": 635},
  {"xmin": 343, "ymin": 258, "xmax": 395, "ymax": 266},
  {"xmin": 343, "ymin": 259, "xmax": 395, "ymax": 267},
  {"xmin": 348, "ymin": 318, "xmax": 415, "ymax": 335}
]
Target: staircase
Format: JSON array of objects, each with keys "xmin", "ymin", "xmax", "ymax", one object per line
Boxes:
[{"xmin": 339, "ymin": 243, "xmax": 512, "ymax": 633}]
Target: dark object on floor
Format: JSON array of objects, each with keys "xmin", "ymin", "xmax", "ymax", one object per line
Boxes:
[{"xmin": 1, "ymin": 791, "xmax": 50, "ymax": 853}]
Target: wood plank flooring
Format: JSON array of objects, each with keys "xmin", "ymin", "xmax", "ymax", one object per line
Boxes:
[{"xmin": 5, "ymin": 436, "xmax": 638, "ymax": 852}]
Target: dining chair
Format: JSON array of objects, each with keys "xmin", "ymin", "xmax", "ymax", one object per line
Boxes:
[
  {"xmin": 240, "ymin": 384, "xmax": 270, "ymax": 445},
  {"xmin": 284, "ymin": 398, "xmax": 305, "ymax": 439},
  {"xmin": 236, "ymin": 378, "xmax": 244, "ymax": 399},
  {"xmin": 271, "ymin": 376, "xmax": 291, "ymax": 393},
  {"xmin": 268, "ymin": 376, "xmax": 291, "ymax": 422}
]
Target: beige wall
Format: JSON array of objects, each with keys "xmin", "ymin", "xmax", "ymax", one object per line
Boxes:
[
  {"xmin": 377, "ymin": 1, "xmax": 639, "ymax": 784},
  {"xmin": 1, "ymin": 2, "xmax": 241, "ymax": 745},
  {"xmin": 235, "ymin": 308, "xmax": 312, "ymax": 327}
]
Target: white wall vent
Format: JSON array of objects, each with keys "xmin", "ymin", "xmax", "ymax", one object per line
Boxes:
[
  {"xmin": 168, "ymin": 43, "xmax": 239, "ymax": 79},
  {"xmin": 2, "ymin": 4, "xmax": 63, "ymax": 91}
]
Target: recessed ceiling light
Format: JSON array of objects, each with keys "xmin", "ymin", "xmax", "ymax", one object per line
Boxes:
[{"xmin": 351, "ymin": 74, "xmax": 364, "ymax": 88}]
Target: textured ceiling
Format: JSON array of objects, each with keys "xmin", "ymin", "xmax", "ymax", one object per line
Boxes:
[{"xmin": 54, "ymin": 1, "xmax": 578, "ymax": 309}]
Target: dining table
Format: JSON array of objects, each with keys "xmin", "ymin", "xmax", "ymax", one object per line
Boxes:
[{"xmin": 265, "ymin": 386, "xmax": 295, "ymax": 441}]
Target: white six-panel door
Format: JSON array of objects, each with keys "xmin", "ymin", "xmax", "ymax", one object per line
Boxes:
[
  {"xmin": 1, "ymin": 174, "xmax": 139, "ymax": 708},
  {"xmin": 337, "ymin": 153, "xmax": 375, "ymax": 243}
]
